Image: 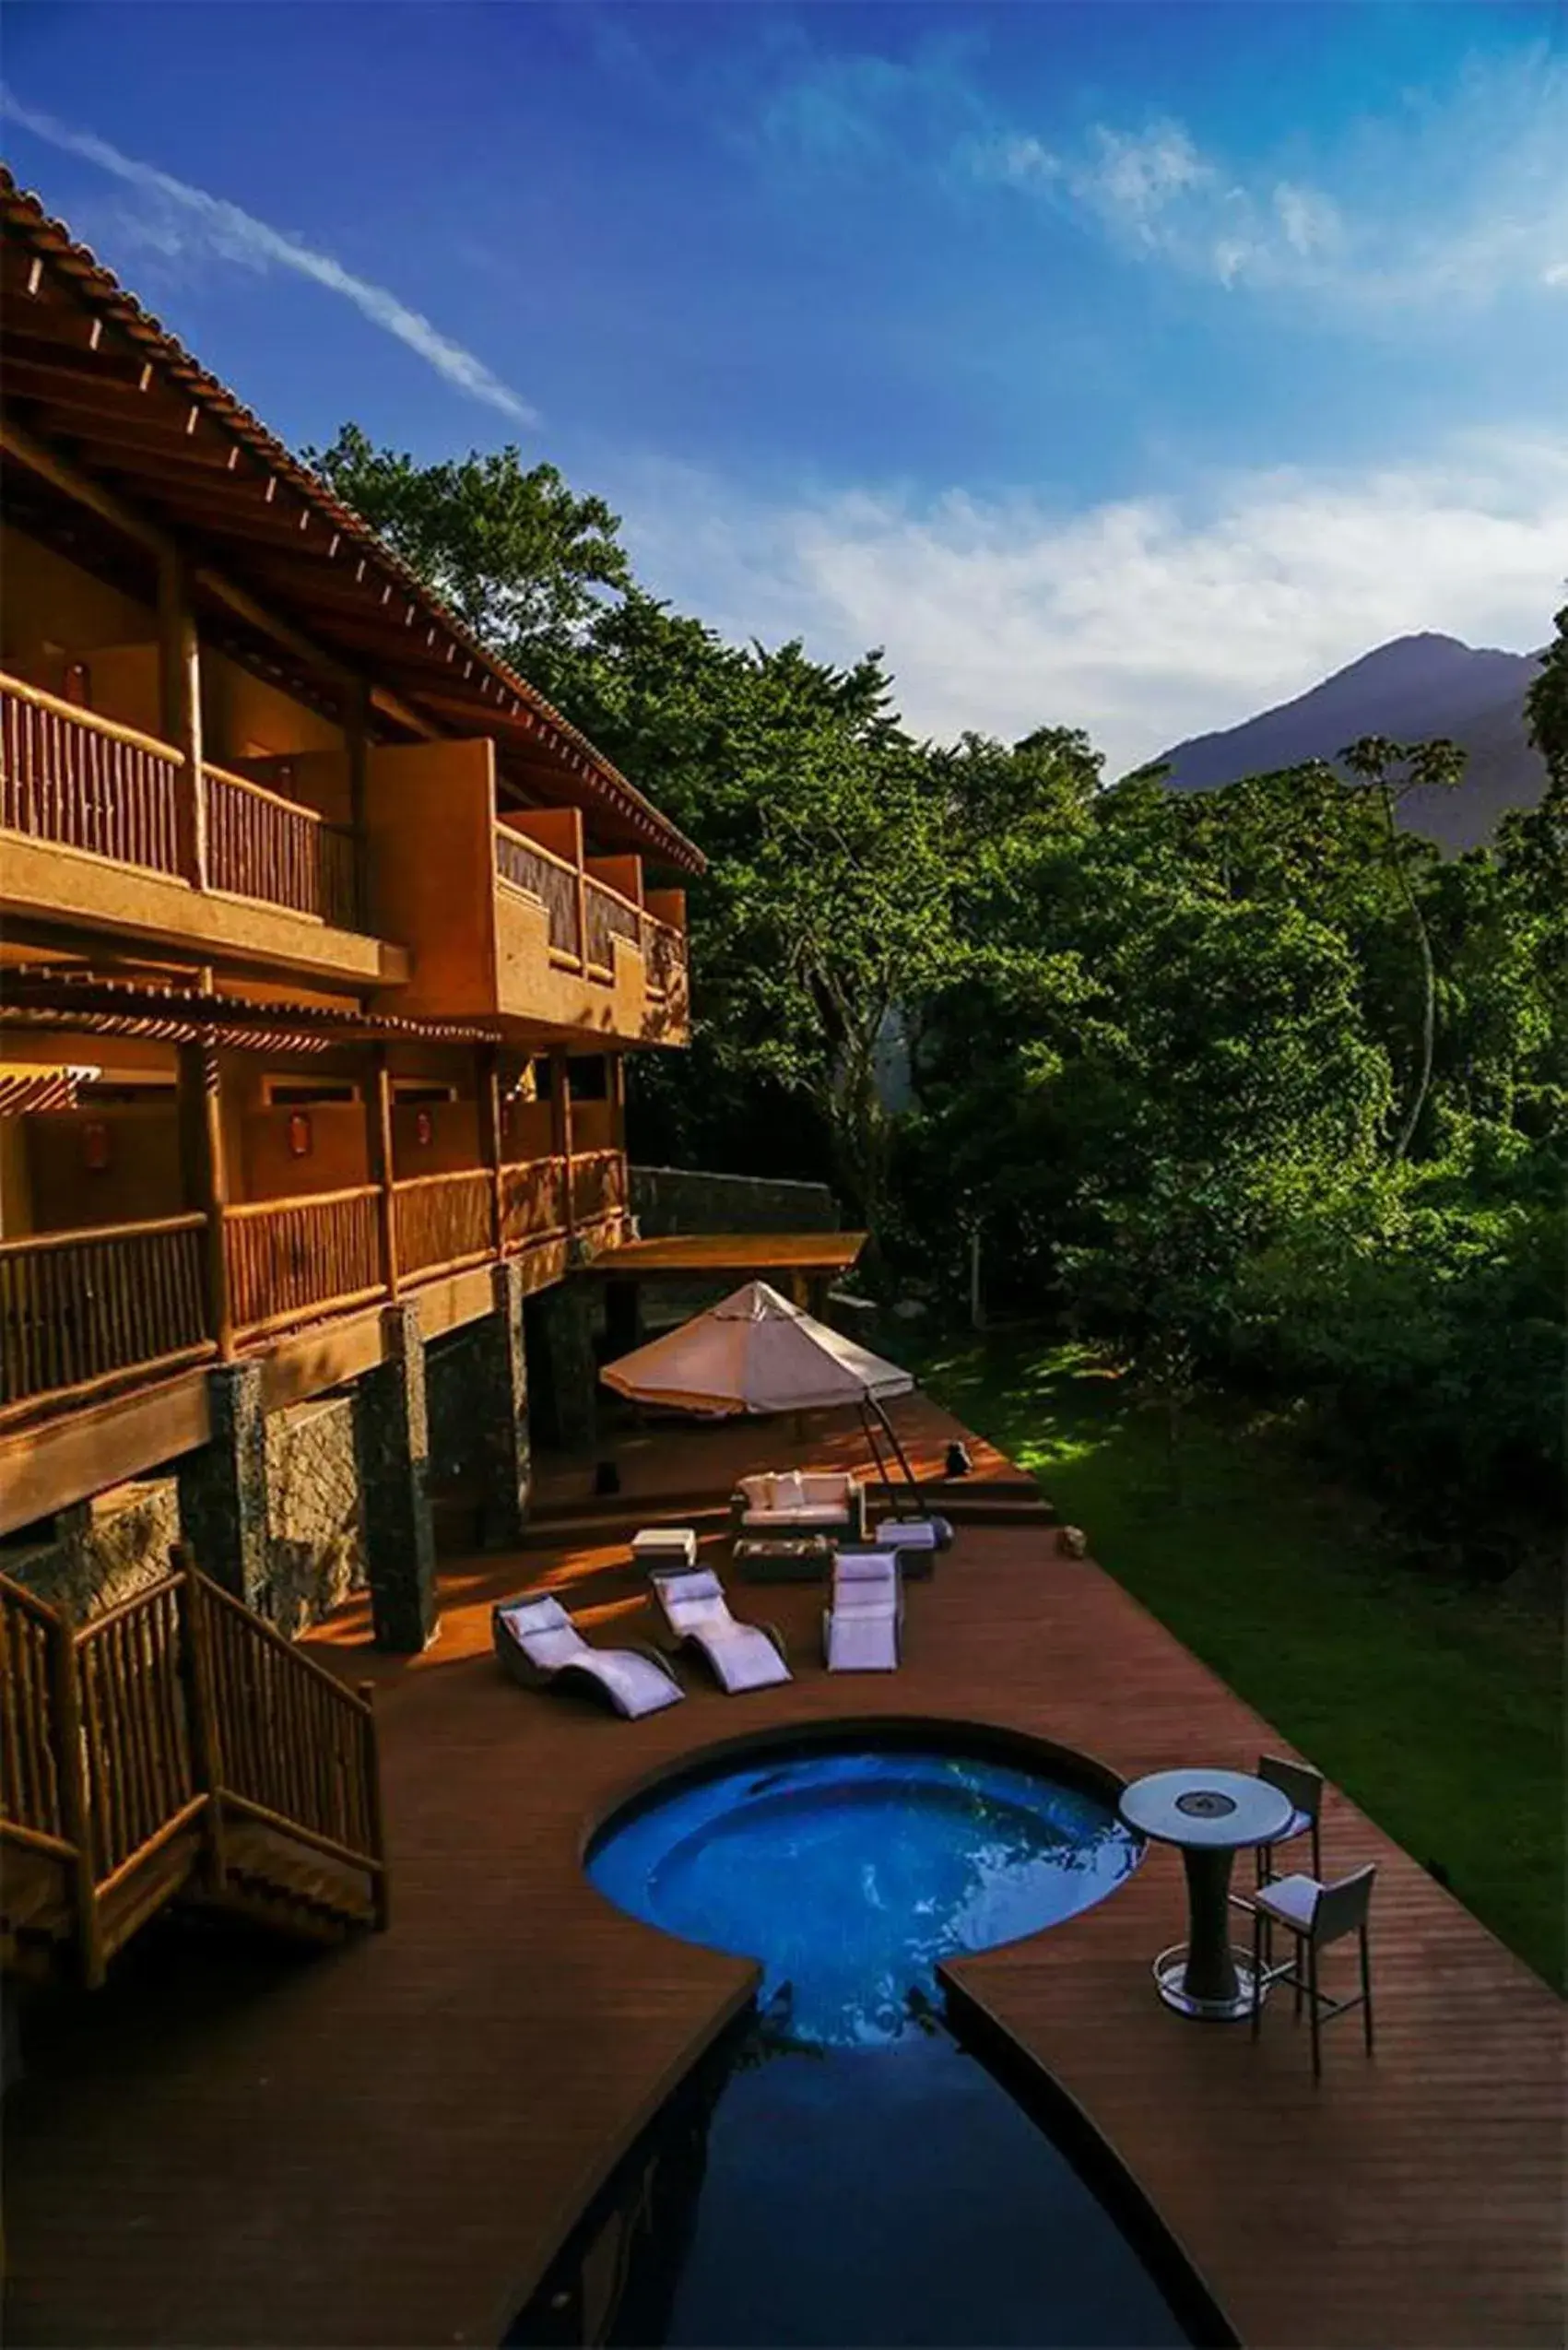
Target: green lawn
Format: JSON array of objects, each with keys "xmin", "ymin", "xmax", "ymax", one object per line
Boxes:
[{"xmin": 907, "ymin": 1331, "xmax": 1565, "ymax": 1993}]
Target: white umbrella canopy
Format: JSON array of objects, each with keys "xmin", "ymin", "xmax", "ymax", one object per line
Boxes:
[{"xmin": 600, "ymin": 1279, "xmax": 914, "ymax": 1417}]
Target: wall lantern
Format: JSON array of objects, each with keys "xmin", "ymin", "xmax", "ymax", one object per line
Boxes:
[
  {"xmin": 81, "ymin": 1118, "xmax": 111, "ymax": 1172},
  {"xmin": 287, "ymin": 1110, "xmax": 312, "ymax": 1159},
  {"xmin": 415, "ymin": 1108, "xmax": 434, "ymax": 1147}
]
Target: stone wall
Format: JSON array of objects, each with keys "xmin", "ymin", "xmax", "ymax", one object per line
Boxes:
[
  {"xmin": 263, "ymin": 1393, "xmax": 365, "ymax": 1637},
  {"xmin": 425, "ymin": 1324, "xmax": 487, "ymax": 1490},
  {"xmin": 1, "ymin": 1478, "xmax": 180, "ymax": 1623},
  {"xmin": 629, "ymin": 1164, "xmax": 838, "ymax": 1236},
  {"xmin": 4, "ymin": 1396, "xmax": 364, "ymax": 1634}
]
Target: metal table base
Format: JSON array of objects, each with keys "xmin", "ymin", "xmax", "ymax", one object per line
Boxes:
[{"xmin": 1153, "ymin": 1941, "xmax": 1268, "ymax": 2022}]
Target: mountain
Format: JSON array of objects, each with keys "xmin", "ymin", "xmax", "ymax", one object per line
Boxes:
[{"xmin": 1154, "ymin": 633, "xmax": 1548, "ymax": 851}]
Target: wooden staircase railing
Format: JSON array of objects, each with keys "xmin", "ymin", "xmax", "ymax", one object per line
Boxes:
[{"xmin": 0, "ymin": 1556, "xmax": 387, "ymax": 1988}]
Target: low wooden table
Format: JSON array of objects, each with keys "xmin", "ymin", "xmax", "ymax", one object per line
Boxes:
[{"xmin": 732, "ymin": 1533, "xmax": 834, "ymax": 1583}]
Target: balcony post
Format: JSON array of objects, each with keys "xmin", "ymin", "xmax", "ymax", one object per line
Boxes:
[
  {"xmin": 177, "ymin": 1040, "xmax": 234, "ymax": 1360},
  {"xmin": 344, "ymin": 676, "xmax": 371, "ymax": 929},
  {"xmin": 159, "ymin": 549, "xmax": 207, "ymax": 890},
  {"xmin": 367, "ymin": 1045, "xmax": 399, "ymax": 1300},
  {"xmin": 477, "ymin": 1044, "xmax": 504, "ymax": 1258},
  {"xmin": 550, "ymin": 1050, "xmax": 574, "ymax": 1237},
  {"xmin": 609, "ymin": 1052, "xmax": 628, "ymax": 1155}
]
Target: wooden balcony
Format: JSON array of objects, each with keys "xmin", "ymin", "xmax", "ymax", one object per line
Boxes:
[
  {"xmin": 0, "ymin": 1148, "xmax": 631, "ymax": 1423},
  {"xmin": 361, "ymin": 738, "xmax": 689, "ymax": 1047},
  {"xmin": 0, "ymin": 673, "xmax": 407, "ymax": 988},
  {"xmin": 492, "ymin": 818, "xmax": 690, "ymax": 1045}
]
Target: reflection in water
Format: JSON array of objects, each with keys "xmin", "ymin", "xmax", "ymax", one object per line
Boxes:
[
  {"xmin": 505, "ymin": 2015, "xmax": 1196, "ymax": 2349},
  {"xmin": 588, "ymin": 1747, "xmax": 1141, "ymax": 2049}
]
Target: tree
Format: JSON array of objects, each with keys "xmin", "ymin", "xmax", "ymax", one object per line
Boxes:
[
  {"xmin": 1525, "ymin": 600, "xmax": 1568, "ymax": 793},
  {"xmin": 1338, "ymin": 735, "xmax": 1465, "ymax": 1161},
  {"xmin": 303, "ymin": 423, "xmax": 631, "ymax": 665}
]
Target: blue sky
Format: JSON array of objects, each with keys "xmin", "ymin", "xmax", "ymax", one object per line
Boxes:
[{"xmin": 4, "ymin": 0, "xmax": 1566, "ymax": 771}]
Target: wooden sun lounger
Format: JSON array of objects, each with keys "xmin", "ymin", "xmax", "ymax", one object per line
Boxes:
[
  {"xmin": 492, "ymin": 1593, "xmax": 684, "ymax": 1718},
  {"xmin": 649, "ymin": 1568, "xmax": 792, "ymax": 1695}
]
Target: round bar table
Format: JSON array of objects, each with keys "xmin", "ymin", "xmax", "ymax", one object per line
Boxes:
[{"xmin": 1119, "ymin": 1767, "xmax": 1297, "ymax": 2021}]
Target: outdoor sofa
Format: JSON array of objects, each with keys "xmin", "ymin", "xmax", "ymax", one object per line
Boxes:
[{"xmin": 729, "ymin": 1469, "xmax": 868, "ymax": 1545}]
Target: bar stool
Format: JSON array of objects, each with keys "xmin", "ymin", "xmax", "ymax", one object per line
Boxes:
[
  {"xmin": 1255, "ymin": 1754, "xmax": 1325, "ymax": 1886},
  {"xmin": 1250, "ymin": 1863, "xmax": 1377, "ymax": 2080}
]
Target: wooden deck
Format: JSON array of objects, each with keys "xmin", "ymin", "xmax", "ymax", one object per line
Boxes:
[
  {"xmin": 580, "ymin": 1228, "xmax": 867, "ymax": 1279},
  {"xmin": 3, "ymin": 1395, "xmax": 1562, "ymax": 2349}
]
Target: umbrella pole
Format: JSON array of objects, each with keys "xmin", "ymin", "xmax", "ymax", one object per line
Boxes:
[{"xmin": 863, "ymin": 1392, "xmax": 926, "ymax": 1520}]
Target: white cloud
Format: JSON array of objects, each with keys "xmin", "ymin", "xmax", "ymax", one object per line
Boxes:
[
  {"xmin": 613, "ymin": 436, "xmax": 1566, "ymax": 775},
  {"xmin": 0, "ymin": 90, "xmax": 536, "ymax": 423},
  {"xmin": 754, "ymin": 31, "xmax": 1568, "ymax": 307}
]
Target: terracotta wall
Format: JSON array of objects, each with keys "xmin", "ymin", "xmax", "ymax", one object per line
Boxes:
[
  {"xmin": 23, "ymin": 1107, "xmax": 184, "ymax": 1233},
  {"xmin": 571, "ymin": 1098, "xmax": 617, "ymax": 1154},
  {"xmin": 502, "ymin": 1099, "xmax": 556, "ymax": 1163},
  {"xmin": 392, "ymin": 1097, "xmax": 480, "ymax": 1180},
  {"xmin": 364, "ymin": 738, "xmax": 499, "ymax": 1018},
  {"xmin": 240, "ymin": 1103, "xmax": 370, "ymax": 1199},
  {"xmin": 0, "ymin": 527, "xmax": 153, "ymax": 679},
  {"xmin": 0, "ymin": 1119, "xmax": 34, "ymax": 1239},
  {"xmin": 202, "ymin": 647, "xmax": 343, "ymax": 764}
]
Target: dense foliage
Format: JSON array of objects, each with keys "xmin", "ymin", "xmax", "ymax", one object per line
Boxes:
[{"xmin": 312, "ymin": 431, "xmax": 1565, "ymax": 1566}]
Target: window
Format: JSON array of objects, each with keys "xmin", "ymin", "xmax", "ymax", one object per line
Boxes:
[
  {"xmin": 567, "ymin": 1056, "xmax": 610, "ymax": 1102},
  {"xmin": 391, "ymin": 1081, "xmax": 458, "ymax": 1104},
  {"xmin": 261, "ymin": 1078, "xmax": 360, "ymax": 1107}
]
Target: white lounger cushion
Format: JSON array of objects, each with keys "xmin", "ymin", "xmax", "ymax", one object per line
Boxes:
[
  {"xmin": 495, "ymin": 1596, "xmax": 683, "ymax": 1718},
  {"xmin": 652, "ymin": 1569, "xmax": 792, "ymax": 1694},
  {"xmin": 826, "ymin": 1606, "xmax": 899, "ymax": 1672},
  {"xmin": 834, "ymin": 1551, "xmax": 899, "ymax": 1585},
  {"xmin": 824, "ymin": 1553, "xmax": 902, "ymax": 1671}
]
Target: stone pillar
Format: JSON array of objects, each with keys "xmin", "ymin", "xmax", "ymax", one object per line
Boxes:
[
  {"xmin": 356, "ymin": 1303, "xmax": 438, "ymax": 1652},
  {"xmin": 474, "ymin": 1260, "xmax": 531, "ymax": 1550},
  {"xmin": 177, "ymin": 1361, "xmax": 269, "ymax": 1611},
  {"xmin": 530, "ymin": 1280, "xmax": 600, "ymax": 1453}
]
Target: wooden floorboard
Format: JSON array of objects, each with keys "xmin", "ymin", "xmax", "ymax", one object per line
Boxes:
[{"xmin": 2, "ymin": 1395, "xmax": 1562, "ymax": 2349}]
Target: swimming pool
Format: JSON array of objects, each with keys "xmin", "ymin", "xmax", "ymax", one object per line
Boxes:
[
  {"xmin": 586, "ymin": 1736, "xmax": 1144, "ymax": 2048},
  {"xmin": 506, "ymin": 1730, "xmax": 1228, "ymax": 2345}
]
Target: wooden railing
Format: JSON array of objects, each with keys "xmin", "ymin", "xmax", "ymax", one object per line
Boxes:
[
  {"xmin": 584, "ymin": 877, "xmax": 643, "ymax": 974},
  {"xmin": 201, "ymin": 1572, "xmax": 382, "ymax": 1871},
  {"xmin": 572, "ymin": 1149, "xmax": 629, "ymax": 1225},
  {"xmin": 0, "ymin": 1214, "xmax": 213, "ymax": 1417},
  {"xmin": 645, "ymin": 916, "xmax": 687, "ymax": 998},
  {"xmin": 0, "ymin": 673, "xmax": 365, "ymax": 932},
  {"xmin": 393, "ymin": 1169, "xmax": 493, "ymax": 1281},
  {"xmin": 495, "ymin": 823, "xmax": 583, "ymax": 961},
  {"xmin": 0, "ymin": 1576, "xmax": 68, "ymax": 1849},
  {"xmin": 0, "ymin": 1564, "xmax": 387, "ymax": 1988},
  {"xmin": 500, "ymin": 1155, "xmax": 567, "ymax": 1247},
  {"xmin": 205, "ymin": 763, "xmax": 360, "ymax": 930},
  {"xmin": 4, "ymin": 1145, "xmax": 631, "ymax": 1418},
  {"xmin": 1, "ymin": 673, "xmax": 182, "ymax": 876},
  {"xmin": 224, "ymin": 1187, "xmax": 383, "ymax": 1340},
  {"xmin": 76, "ymin": 1577, "xmax": 196, "ymax": 1884}
]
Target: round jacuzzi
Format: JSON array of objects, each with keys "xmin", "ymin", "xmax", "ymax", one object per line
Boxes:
[{"xmin": 585, "ymin": 1730, "xmax": 1144, "ymax": 2048}]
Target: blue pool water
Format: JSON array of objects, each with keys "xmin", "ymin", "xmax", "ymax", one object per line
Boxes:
[
  {"xmin": 509, "ymin": 1738, "xmax": 1218, "ymax": 2347},
  {"xmin": 586, "ymin": 1742, "xmax": 1143, "ymax": 2048}
]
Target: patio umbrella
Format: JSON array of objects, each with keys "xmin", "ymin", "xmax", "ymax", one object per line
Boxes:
[{"xmin": 600, "ymin": 1280, "xmax": 932, "ymax": 1520}]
